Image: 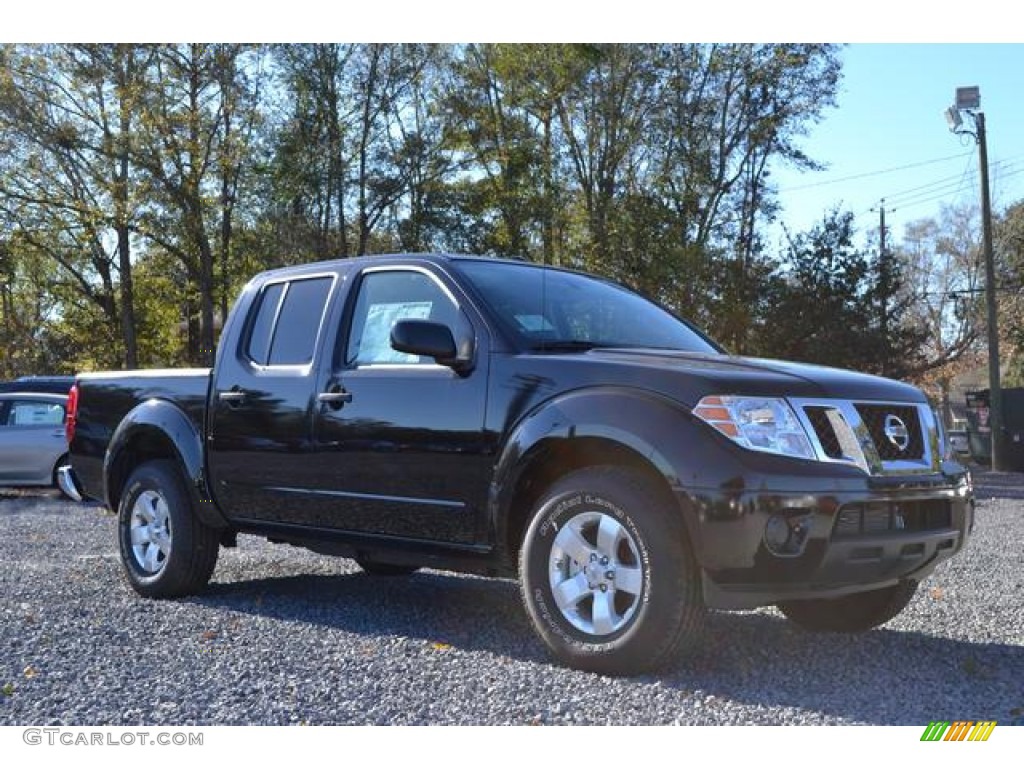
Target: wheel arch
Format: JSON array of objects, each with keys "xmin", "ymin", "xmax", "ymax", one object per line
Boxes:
[
  {"xmin": 493, "ymin": 387, "xmax": 699, "ymax": 565},
  {"xmin": 104, "ymin": 399, "xmax": 226, "ymax": 529}
]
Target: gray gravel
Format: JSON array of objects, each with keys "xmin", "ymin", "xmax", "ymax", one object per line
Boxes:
[{"xmin": 1, "ymin": 473, "xmax": 1022, "ymax": 726}]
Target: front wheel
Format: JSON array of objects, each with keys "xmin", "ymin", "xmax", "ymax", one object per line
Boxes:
[
  {"xmin": 519, "ymin": 466, "xmax": 704, "ymax": 675},
  {"xmin": 118, "ymin": 460, "xmax": 220, "ymax": 598},
  {"xmin": 777, "ymin": 579, "xmax": 919, "ymax": 632}
]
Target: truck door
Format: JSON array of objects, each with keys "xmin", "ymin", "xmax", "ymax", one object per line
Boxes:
[
  {"xmin": 301, "ymin": 265, "xmax": 491, "ymax": 544},
  {"xmin": 206, "ymin": 272, "xmax": 337, "ymax": 522}
]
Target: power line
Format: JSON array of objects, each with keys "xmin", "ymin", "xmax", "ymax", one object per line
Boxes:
[
  {"xmin": 887, "ymin": 176, "xmax": 975, "ymax": 207},
  {"xmin": 882, "ymin": 153, "xmax": 983, "ymax": 202},
  {"xmin": 891, "ymin": 167, "xmax": 1024, "ymax": 212},
  {"xmin": 777, "ymin": 151, "xmax": 973, "ymax": 193},
  {"xmin": 876, "ymin": 157, "xmax": 1021, "ymax": 207}
]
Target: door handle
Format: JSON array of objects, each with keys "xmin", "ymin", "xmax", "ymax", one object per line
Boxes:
[
  {"xmin": 317, "ymin": 387, "xmax": 353, "ymax": 408},
  {"xmin": 218, "ymin": 387, "xmax": 248, "ymax": 405}
]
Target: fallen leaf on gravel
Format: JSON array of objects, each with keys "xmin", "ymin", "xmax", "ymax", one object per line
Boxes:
[
  {"xmin": 23, "ymin": 665, "xmax": 39, "ymax": 679},
  {"xmin": 2, "ymin": 683, "xmax": 14, "ymax": 696},
  {"xmin": 430, "ymin": 641, "xmax": 452, "ymax": 651},
  {"xmin": 930, "ymin": 586, "xmax": 944, "ymax": 600},
  {"xmin": 961, "ymin": 657, "xmax": 983, "ymax": 676}
]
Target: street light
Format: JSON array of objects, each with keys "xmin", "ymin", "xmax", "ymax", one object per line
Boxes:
[{"xmin": 945, "ymin": 85, "xmax": 1006, "ymax": 470}]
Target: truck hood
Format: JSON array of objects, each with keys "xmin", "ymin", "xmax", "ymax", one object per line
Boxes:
[{"xmin": 551, "ymin": 348, "xmax": 927, "ymax": 407}]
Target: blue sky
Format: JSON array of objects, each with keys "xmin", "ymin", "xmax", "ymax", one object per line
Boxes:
[{"xmin": 769, "ymin": 44, "xmax": 1024, "ymax": 247}]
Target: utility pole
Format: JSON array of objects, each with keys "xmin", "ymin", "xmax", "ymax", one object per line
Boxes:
[
  {"xmin": 945, "ymin": 86, "xmax": 1006, "ymax": 470},
  {"xmin": 875, "ymin": 199, "xmax": 892, "ymax": 376},
  {"xmin": 975, "ymin": 110, "xmax": 1005, "ymax": 471}
]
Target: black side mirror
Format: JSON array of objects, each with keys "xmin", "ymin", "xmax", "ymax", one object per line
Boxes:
[{"xmin": 390, "ymin": 320, "xmax": 470, "ymax": 373}]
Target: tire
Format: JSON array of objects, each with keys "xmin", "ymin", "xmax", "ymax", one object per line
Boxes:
[
  {"xmin": 118, "ymin": 460, "xmax": 220, "ymax": 598},
  {"xmin": 519, "ymin": 466, "xmax": 704, "ymax": 675},
  {"xmin": 356, "ymin": 559, "xmax": 419, "ymax": 577},
  {"xmin": 777, "ymin": 579, "xmax": 919, "ymax": 632}
]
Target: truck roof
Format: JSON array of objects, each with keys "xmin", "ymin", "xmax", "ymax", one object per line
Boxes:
[{"xmin": 249, "ymin": 253, "xmax": 541, "ymax": 283}]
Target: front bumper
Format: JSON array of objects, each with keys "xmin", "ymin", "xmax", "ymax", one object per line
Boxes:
[{"xmin": 679, "ymin": 468, "xmax": 974, "ymax": 610}]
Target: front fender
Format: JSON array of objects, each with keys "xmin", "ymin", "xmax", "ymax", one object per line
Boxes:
[
  {"xmin": 105, "ymin": 399, "xmax": 227, "ymax": 529},
  {"xmin": 494, "ymin": 386, "xmax": 686, "ymax": 488},
  {"xmin": 491, "ymin": 386, "xmax": 715, "ymax": 553}
]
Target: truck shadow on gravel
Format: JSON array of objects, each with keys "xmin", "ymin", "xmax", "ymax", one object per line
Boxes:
[
  {"xmin": 195, "ymin": 570, "xmax": 1023, "ymax": 725},
  {"xmin": 197, "ymin": 570, "xmax": 549, "ymax": 663}
]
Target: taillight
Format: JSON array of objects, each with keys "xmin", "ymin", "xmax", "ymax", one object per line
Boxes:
[{"xmin": 65, "ymin": 383, "xmax": 78, "ymax": 444}]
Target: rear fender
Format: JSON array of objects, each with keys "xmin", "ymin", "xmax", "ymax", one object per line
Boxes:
[{"xmin": 105, "ymin": 399, "xmax": 227, "ymax": 529}]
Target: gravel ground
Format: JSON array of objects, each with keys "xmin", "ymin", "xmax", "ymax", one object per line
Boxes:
[{"xmin": 1, "ymin": 472, "xmax": 1022, "ymax": 726}]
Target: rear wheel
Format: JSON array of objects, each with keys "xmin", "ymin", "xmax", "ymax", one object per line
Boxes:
[
  {"xmin": 777, "ymin": 579, "xmax": 919, "ymax": 632},
  {"xmin": 118, "ymin": 460, "xmax": 220, "ymax": 598},
  {"xmin": 519, "ymin": 466, "xmax": 704, "ymax": 675}
]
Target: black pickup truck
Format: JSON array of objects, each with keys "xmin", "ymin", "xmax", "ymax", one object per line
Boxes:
[{"xmin": 67, "ymin": 254, "xmax": 974, "ymax": 674}]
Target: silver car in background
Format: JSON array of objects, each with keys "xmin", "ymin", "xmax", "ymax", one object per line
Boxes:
[{"xmin": 0, "ymin": 392, "xmax": 70, "ymax": 492}]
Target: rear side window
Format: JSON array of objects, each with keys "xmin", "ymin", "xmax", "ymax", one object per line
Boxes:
[
  {"xmin": 246, "ymin": 277, "xmax": 333, "ymax": 367},
  {"xmin": 247, "ymin": 283, "xmax": 285, "ymax": 364},
  {"xmin": 4, "ymin": 400, "xmax": 64, "ymax": 426}
]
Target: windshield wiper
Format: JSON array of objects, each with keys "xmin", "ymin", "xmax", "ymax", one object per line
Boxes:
[{"xmin": 529, "ymin": 340, "xmax": 601, "ymax": 352}]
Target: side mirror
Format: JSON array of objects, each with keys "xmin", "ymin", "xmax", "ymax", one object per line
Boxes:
[{"xmin": 390, "ymin": 320, "xmax": 471, "ymax": 373}]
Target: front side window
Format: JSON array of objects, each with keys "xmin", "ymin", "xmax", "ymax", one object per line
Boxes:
[
  {"xmin": 246, "ymin": 277, "xmax": 333, "ymax": 367},
  {"xmin": 346, "ymin": 271, "xmax": 461, "ymax": 366}
]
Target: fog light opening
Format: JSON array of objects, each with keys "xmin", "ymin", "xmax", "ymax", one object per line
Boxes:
[{"xmin": 764, "ymin": 512, "xmax": 814, "ymax": 557}]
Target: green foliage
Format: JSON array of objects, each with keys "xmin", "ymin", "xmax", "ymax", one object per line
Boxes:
[
  {"xmin": 3, "ymin": 43, "xmax": 996, "ymax": 383},
  {"xmin": 752, "ymin": 210, "xmax": 928, "ymax": 378}
]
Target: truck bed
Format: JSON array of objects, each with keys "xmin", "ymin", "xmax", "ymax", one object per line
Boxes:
[{"xmin": 71, "ymin": 369, "xmax": 211, "ymax": 503}]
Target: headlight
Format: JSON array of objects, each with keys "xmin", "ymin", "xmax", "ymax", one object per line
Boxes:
[{"xmin": 693, "ymin": 395, "xmax": 815, "ymax": 460}]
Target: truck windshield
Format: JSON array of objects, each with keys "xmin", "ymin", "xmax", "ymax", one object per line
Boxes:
[{"xmin": 456, "ymin": 260, "xmax": 721, "ymax": 354}]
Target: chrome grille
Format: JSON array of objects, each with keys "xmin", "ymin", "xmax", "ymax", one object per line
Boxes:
[
  {"xmin": 791, "ymin": 398, "xmax": 938, "ymax": 475},
  {"xmin": 804, "ymin": 406, "xmax": 844, "ymax": 459},
  {"xmin": 855, "ymin": 404, "xmax": 924, "ymax": 461}
]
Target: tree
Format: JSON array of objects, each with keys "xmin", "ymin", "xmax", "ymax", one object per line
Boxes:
[
  {"xmin": 442, "ymin": 43, "xmax": 556, "ymax": 259},
  {"xmin": 0, "ymin": 44, "xmax": 149, "ymax": 367},
  {"xmin": 897, "ymin": 204, "xmax": 985, "ymax": 420},
  {"xmin": 0, "ymin": 43, "xmax": 857, "ymax": 377},
  {"xmin": 130, "ymin": 44, "xmax": 261, "ymax": 365},
  {"xmin": 269, "ymin": 44, "xmax": 355, "ymax": 261},
  {"xmin": 997, "ymin": 200, "xmax": 1024, "ymax": 386},
  {"xmin": 642, "ymin": 44, "xmax": 841, "ymax": 339},
  {"xmin": 754, "ymin": 210, "xmax": 926, "ymax": 377}
]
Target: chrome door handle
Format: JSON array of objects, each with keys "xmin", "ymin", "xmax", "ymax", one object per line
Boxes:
[
  {"xmin": 218, "ymin": 389, "xmax": 248, "ymax": 404},
  {"xmin": 317, "ymin": 390, "xmax": 353, "ymax": 405}
]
